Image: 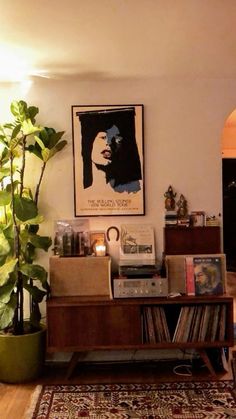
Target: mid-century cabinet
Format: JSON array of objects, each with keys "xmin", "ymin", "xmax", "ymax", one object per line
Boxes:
[
  {"xmin": 46, "ymin": 294, "xmax": 233, "ymax": 377},
  {"xmin": 47, "ymin": 226, "xmax": 232, "ymax": 378}
]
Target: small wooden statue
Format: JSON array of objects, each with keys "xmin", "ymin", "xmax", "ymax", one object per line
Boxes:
[
  {"xmin": 164, "ymin": 185, "xmax": 176, "ymax": 210},
  {"xmin": 177, "ymin": 194, "xmax": 188, "ymax": 218}
]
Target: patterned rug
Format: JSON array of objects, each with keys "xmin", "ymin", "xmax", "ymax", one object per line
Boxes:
[{"xmin": 25, "ymin": 381, "xmax": 236, "ymax": 419}]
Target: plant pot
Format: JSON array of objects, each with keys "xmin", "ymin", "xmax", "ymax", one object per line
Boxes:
[{"xmin": 0, "ymin": 324, "xmax": 46, "ymax": 383}]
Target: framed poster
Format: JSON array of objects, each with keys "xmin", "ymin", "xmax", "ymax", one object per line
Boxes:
[{"xmin": 72, "ymin": 104, "xmax": 144, "ymax": 216}]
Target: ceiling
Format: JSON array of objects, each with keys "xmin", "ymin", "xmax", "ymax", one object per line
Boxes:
[{"xmin": 1, "ymin": 0, "xmax": 236, "ymax": 81}]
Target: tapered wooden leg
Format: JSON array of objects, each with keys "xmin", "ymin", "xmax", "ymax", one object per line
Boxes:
[
  {"xmin": 66, "ymin": 351, "xmax": 88, "ymax": 379},
  {"xmin": 198, "ymin": 349, "xmax": 217, "ymax": 377}
]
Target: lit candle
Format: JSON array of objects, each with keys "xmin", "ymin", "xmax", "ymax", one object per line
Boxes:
[{"xmin": 95, "ymin": 244, "xmax": 106, "ymax": 257}]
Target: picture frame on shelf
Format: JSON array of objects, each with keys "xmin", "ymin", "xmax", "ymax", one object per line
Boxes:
[
  {"xmin": 72, "ymin": 104, "xmax": 145, "ymax": 216},
  {"xmin": 190, "ymin": 211, "xmax": 205, "ymax": 227},
  {"xmin": 89, "ymin": 231, "xmax": 107, "ymax": 256}
]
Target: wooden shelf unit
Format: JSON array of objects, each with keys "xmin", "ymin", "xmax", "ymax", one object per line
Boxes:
[
  {"xmin": 46, "ymin": 294, "xmax": 234, "ymax": 377},
  {"xmin": 164, "ymin": 226, "xmax": 221, "ymax": 255}
]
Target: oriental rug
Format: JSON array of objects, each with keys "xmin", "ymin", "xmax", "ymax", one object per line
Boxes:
[{"xmin": 25, "ymin": 381, "xmax": 236, "ymax": 419}]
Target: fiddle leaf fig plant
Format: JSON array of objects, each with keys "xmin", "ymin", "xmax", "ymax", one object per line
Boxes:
[{"xmin": 0, "ymin": 100, "xmax": 67, "ymax": 335}]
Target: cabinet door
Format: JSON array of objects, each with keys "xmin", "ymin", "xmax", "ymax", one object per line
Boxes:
[
  {"xmin": 164, "ymin": 227, "xmax": 221, "ymax": 254},
  {"xmin": 47, "ymin": 304, "xmax": 141, "ymax": 349}
]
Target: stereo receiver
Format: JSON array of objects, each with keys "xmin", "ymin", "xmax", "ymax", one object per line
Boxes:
[{"xmin": 113, "ymin": 277, "xmax": 168, "ymax": 298}]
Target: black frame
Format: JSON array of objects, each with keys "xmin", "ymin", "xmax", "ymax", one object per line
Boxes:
[{"xmin": 72, "ymin": 104, "xmax": 145, "ymax": 216}]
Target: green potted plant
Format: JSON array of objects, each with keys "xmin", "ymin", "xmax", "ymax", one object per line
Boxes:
[{"xmin": 0, "ymin": 100, "xmax": 67, "ymax": 382}]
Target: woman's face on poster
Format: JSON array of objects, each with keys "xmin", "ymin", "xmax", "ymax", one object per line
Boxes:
[{"xmin": 91, "ymin": 131, "xmax": 112, "ymax": 166}]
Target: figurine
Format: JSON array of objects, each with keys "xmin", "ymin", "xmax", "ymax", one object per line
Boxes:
[
  {"xmin": 164, "ymin": 185, "xmax": 176, "ymax": 210},
  {"xmin": 177, "ymin": 194, "xmax": 188, "ymax": 218}
]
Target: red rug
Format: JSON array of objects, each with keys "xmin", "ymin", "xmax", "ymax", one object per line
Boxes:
[{"xmin": 25, "ymin": 381, "xmax": 236, "ymax": 418}]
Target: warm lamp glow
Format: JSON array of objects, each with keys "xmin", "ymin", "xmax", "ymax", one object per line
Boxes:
[
  {"xmin": 0, "ymin": 45, "xmax": 30, "ymax": 81},
  {"xmin": 0, "ymin": 43, "xmax": 49, "ymax": 82},
  {"xmin": 95, "ymin": 244, "xmax": 106, "ymax": 257}
]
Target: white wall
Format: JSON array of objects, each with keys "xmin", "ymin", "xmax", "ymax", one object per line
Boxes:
[
  {"xmin": 1, "ymin": 77, "xmax": 235, "ymax": 253},
  {"xmin": 1, "ymin": 76, "xmax": 235, "ymax": 360}
]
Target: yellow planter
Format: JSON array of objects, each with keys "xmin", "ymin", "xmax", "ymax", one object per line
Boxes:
[{"xmin": 0, "ymin": 324, "xmax": 46, "ymax": 383}]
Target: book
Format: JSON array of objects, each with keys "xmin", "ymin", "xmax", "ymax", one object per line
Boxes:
[
  {"xmin": 198, "ymin": 305, "xmax": 212, "ymax": 341},
  {"xmin": 218, "ymin": 304, "xmax": 226, "ymax": 341},
  {"xmin": 165, "ymin": 255, "xmax": 186, "ymax": 294},
  {"xmin": 172, "ymin": 306, "xmax": 190, "ymax": 342},
  {"xmin": 193, "ymin": 256, "xmax": 224, "ymax": 295},
  {"xmin": 152, "ymin": 307, "xmax": 163, "ymax": 342},
  {"xmin": 144, "ymin": 307, "xmax": 156, "ymax": 344},
  {"xmin": 208, "ymin": 304, "xmax": 221, "ymax": 342},
  {"xmin": 191, "ymin": 305, "xmax": 203, "ymax": 342},
  {"xmin": 181, "ymin": 306, "xmax": 196, "ymax": 342},
  {"xmin": 159, "ymin": 307, "xmax": 171, "ymax": 342},
  {"xmin": 185, "ymin": 257, "xmax": 195, "ymax": 295},
  {"xmin": 172, "ymin": 307, "xmax": 184, "ymax": 342}
]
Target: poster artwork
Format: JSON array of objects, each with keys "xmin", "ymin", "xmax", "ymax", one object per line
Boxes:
[{"xmin": 72, "ymin": 105, "xmax": 144, "ymax": 216}]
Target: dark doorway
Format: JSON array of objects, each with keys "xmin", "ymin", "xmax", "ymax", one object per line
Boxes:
[{"xmin": 222, "ymin": 158, "xmax": 236, "ymax": 271}]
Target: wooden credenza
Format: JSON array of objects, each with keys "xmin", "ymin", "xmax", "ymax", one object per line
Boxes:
[
  {"xmin": 164, "ymin": 226, "xmax": 221, "ymax": 255},
  {"xmin": 46, "ymin": 294, "xmax": 233, "ymax": 378}
]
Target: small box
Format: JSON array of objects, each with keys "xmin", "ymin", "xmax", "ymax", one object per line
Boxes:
[
  {"xmin": 49, "ymin": 256, "xmax": 112, "ymax": 298},
  {"xmin": 190, "ymin": 211, "xmax": 205, "ymax": 227}
]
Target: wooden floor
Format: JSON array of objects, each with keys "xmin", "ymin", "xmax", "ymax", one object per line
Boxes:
[{"xmin": 0, "ymin": 355, "xmax": 234, "ymax": 419}]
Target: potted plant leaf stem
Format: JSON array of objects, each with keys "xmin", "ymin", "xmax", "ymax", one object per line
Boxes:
[{"xmin": 0, "ymin": 100, "xmax": 67, "ymax": 382}]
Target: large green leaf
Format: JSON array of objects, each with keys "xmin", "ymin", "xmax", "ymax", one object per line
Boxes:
[
  {"xmin": 0, "ymin": 258, "xmax": 17, "ymax": 286},
  {"xmin": 6, "ymin": 180, "xmax": 20, "ymax": 194},
  {"xmin": 39, "ymin": 128, "xmax": 49, "ymax": 143},
  {"xmin": 28, "ymin": 106, "xmax": 39, "ymax": 123},
  {"xmin": 0, "ymin": 232, "xmax": 11, "ymax": 256},
  {"xmin": 11, "ymin": 124, "xmax": 21, "ymax": 140},
  {"xmin": 42, "ymin": 148, "xmax": 50, "ymax": 162},
  {"xmin": 10, "ymin": 101, "xmax": 39, "ymax": 126},
  {"xmin": 19, "ymin": 263, "xmax": 47, "ymax": 284},
  {"xmin": 22, "ymin": 215, "xmax": 44, "ymax": 225},
  {"xmin": 14, "ymin": 195, "xmax": 38, "ymax": 221},
  {"xmin": 0, "ymin": 145, "xmax": 9, "ymax": 162},
  {"xmin": 0, "ymin": 283, "xmax": 15, "ymax": 303},
  {"xmin": 23, "ymin": 242, "xmax": 36, "ymax": 263},
  {"xmin": 1, "ymin": 123, "xmax": 14, "ymax": 130},
  {"xmin": 34, "ymin": 135, "xmax": 45, "ymax": 150},
  {"xmin": 0, "ymin": 294, "xmax": 17, "ymax": 329},
  {"xmin": 0, "ymin": 167, "xmax": 10, "ymax": 182},
  {"xmin": 3, "ymin": 222, "xmax": 13, "ymax": 238},
  {"xmin": 21, "ymin": 119, "xmax": 41, "ymax": 136},
  {"xmin": 48, "ymin": 131, "xmax": 65, "ymax": 148},
  {"xmin": 10, "ymin": 100, "xmax": 27, "ymax": 121},
  {"xmin": 0, "ymin": 190, "xmax": 11, "ymax": 206},
  {"xmin": 23, "ymin": 283, "xmax": 47, "ymax": 303},
  {"xmin": 9, "ymin": 137, "xmax": 21, "ymax": 151},
  {"xmin": 48, "ymin": 140, "xmax": 67, "ymax": 160},
  {"xmin": 29, "ymin": 234, "xmax": 52, "ymax": 251}
]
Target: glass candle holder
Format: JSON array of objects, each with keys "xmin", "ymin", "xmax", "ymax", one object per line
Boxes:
[{"xmin": 95, "ymin": 244, "xmax": 106, "ymax": 257}]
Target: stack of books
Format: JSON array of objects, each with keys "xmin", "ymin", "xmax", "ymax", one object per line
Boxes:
[
  {"xmin": 165, "ymin": 210, "xmax": 177, "ymax": 226},
  {"xmin": 205, "ymin": 216, "xmax": 220, "ymax": 226},
  {"xmin": 177, "ymin": 216, "xmax": 190, "ymax": 227}
]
